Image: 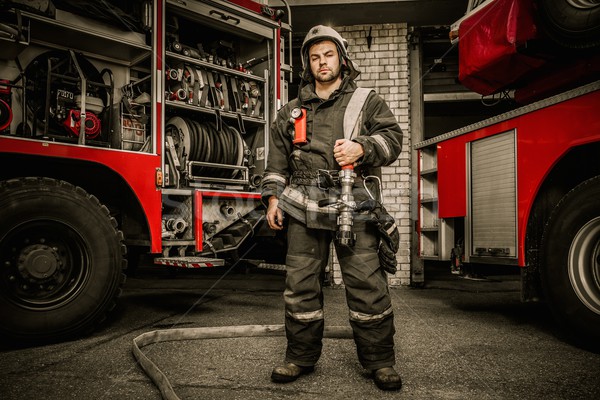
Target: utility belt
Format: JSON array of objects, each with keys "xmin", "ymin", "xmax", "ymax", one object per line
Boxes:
[{"xmin": 290, "ymin": 169, "xmax": 362, "ymax": 188}]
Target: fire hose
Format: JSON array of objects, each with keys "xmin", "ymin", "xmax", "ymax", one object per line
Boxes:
[{"xmin": 132, "ymin": 324, "xmax": 353, "ymax": 400}]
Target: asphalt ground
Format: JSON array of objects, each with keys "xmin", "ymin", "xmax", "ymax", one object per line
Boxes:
[{"xmin": 1, "ymin": 263, "xmax": 599, "ymax": 400}]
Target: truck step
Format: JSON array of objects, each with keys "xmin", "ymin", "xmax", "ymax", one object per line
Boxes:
[{"xmin": 154, "ymin": 256, "xmax": 225, "ymax": 268}]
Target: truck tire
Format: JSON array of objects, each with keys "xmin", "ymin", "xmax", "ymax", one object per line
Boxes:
[
  {"xmin": 538, "ymin": 0, "xmax": 600, "ymax": 49},
  {"xmin": 0, "ymin": 178, "xmax": 126, "ymax": 343},
  {"xmin": 541, "ymin": 176, "xmax": 600, "ymax": 343}
]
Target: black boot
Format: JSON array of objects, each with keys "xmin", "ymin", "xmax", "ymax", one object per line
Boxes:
[
  {"xmin": 373, "ymin": 366, "xmax": 402, "ymax": 391},
  {"xmin": 271, "ymin": 363, "xmax": 315, "ymax": 383}
]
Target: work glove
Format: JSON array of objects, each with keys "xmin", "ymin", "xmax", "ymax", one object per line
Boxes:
[{"xmin": 369, "ymin": 204, "xmax": 399, "ymax": 274}]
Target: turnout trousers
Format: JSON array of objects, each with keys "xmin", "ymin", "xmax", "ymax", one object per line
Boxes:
[{"xmin": 283, "ymin": 216, "xmax": 396, "ymax": 370}]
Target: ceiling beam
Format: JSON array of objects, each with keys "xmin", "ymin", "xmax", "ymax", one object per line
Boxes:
[{"xmin": 271, "ymin": 0, "xmax": 467, "ymax": 32}]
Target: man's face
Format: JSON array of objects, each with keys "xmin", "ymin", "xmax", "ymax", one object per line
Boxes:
[{"xmin": 308, "ymin": 40, "xmax": 341, "ymax": 83}]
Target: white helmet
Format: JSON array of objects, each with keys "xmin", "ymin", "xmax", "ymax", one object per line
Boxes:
[{"xmin": 300, "ymin": 25, "xmax": 360, "ymax": 81}]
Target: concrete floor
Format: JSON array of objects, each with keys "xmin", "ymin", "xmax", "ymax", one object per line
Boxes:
[{"xmin": 1, "ymin": 264, "xmax": 599, "ymax": 399}]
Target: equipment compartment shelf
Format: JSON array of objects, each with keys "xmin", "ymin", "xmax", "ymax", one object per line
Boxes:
[
  {"xmin": 167, "ymin": 0, "xmax": 278, "ymax": 41},
  {"xmin": 420, "ymin": 167, "xmax": 437, "ymax": 176},
  {"xmin": 22, "ymin": 9, "xmax": 151, "ymax": 65},
  {"xmin": 417, "ymin": 144, "xmax": 454, "ymax": 260},
  {"xmin": 165, "ymin": 100, "xmax": 266, "ymax": 125},
  {"xmin": 166, "ymin": 52, "xmax": 266, "ymax": 82}
]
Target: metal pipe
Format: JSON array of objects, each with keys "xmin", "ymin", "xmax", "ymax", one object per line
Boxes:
[
  {"xmin": 279, "ymin": 0, "xmax": 293, "ymax": 84},
  {"xmin": 165, "ymin": 218, "xmax": 187, "ymax": 233},
  {"xmin": 220, "ymin": 203, "xmax": 235, "ymax": 217}
]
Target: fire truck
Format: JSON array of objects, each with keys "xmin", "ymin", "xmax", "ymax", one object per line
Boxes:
[
  {"xmin": 0, "ymin": 0, "xmax": 292, "ymax": 342},
  {"xmin": 415, "ymin": 0, "xmax": 600, "ymax": 342}
]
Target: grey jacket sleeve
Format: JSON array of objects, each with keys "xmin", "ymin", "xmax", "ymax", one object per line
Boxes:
[{"xmin": 260, "ymin": 105, "xmax": 293, "ymax": 206}]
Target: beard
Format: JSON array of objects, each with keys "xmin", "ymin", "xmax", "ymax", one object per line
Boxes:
[{"xmin": 314, "ymin": 66, "xmax": 341, "ymax": 83}]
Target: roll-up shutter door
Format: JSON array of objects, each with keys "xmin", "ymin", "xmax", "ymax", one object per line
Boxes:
[{"xmin": 469, "ymin": 130, "xmax": 517, "ymax": 259}]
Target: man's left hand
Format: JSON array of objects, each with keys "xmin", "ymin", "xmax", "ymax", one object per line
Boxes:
[{"xmin": 333, "ymin": 139, "xmax": 364, "ymax": 167}]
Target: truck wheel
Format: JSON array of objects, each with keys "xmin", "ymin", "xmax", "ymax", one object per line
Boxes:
[
  {"xmin": 0, "ymin": 178, "xmax": 126, "ymax": 343},
  {"xmin": 541, "ymin": 176, "xmax": 600, "ymax": 343},
  {"xmin": 538, "ymin": 0, "xmax": 600, "ymax": 49}
]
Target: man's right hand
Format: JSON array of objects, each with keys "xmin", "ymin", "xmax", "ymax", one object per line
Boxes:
[{"xmin": 266, "ymin": 196, "xmax": 284, "ymax": 230}]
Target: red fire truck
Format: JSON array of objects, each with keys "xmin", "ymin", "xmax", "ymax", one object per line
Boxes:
[
  {"xmin": 0, "ymin": 0, "xmax": 291, "ymax": 342},
  {"xmin": 416, "ymin": 0, "xmax": 600, "ymax": 341}
]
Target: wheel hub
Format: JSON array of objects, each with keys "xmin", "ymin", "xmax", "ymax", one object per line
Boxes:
[
  {"xmin": 569, "ymin": 216, "xmax": 600, "ymax": 315},
  {"xmin": 18, "ymin": 244, "xmax": 61, "ymax": 281}
]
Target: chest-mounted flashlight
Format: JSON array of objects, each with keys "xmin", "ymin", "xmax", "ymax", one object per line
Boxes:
[{"xmin": 291, "ymin": 107, "xmax": 307, "ymax": 145}]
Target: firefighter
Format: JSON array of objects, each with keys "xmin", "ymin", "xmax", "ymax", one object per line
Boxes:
[{"xmin": 261, "ymin": 25, "xmax": 403, "ymax": 391}]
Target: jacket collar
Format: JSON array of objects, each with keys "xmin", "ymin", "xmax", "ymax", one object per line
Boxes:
[{"xmin": 299, "ymin": 76, "xmax": 357, "ymax": 105}]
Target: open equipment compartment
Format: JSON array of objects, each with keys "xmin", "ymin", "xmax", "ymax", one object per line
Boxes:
[{"xmin": 163, "ymin": 0, "xmax": 279, "ymax": 192}]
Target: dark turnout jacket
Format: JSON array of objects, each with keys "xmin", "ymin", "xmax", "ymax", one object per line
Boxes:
[{"xmin": 261, "ymin": 77, "xmax": 403, "ymax": 230}]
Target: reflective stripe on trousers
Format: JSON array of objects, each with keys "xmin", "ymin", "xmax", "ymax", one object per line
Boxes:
[{"xmin": 283, "ymin": 216, "xmax": 396, "ymax": 370}]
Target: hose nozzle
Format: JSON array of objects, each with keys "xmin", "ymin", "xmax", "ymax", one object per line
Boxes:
[{"xmin": 336, "ymin": 165, "xmax": 356, "ymax": 247}]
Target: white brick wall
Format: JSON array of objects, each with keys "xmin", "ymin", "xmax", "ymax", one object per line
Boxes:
[{"xmin": 330, "ymin": 24, "xmax": 412, "ymax": 287}]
